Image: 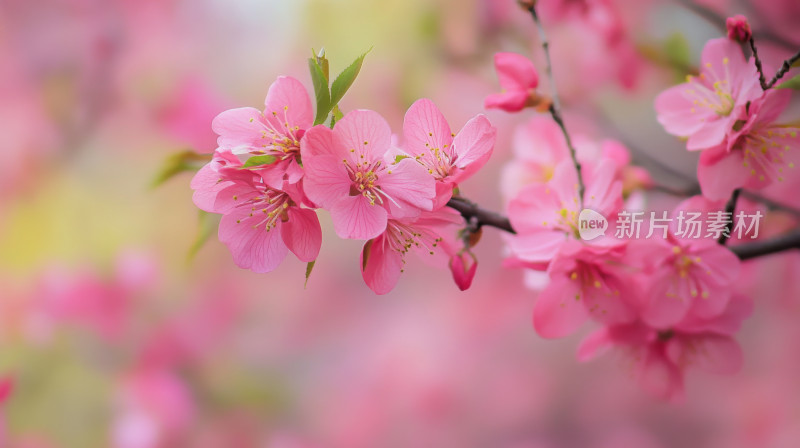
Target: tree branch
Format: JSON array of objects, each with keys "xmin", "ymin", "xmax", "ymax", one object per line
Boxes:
[
  {"xmin": 525, "ymin": 4, "xmax": 585, "ymax": 207},
  {"xmin": 718, "ymin": 188, "xmax": 741, "ymax": 245},
  {"xmin": 447, "ymin": 197, "xmax": 515, "ymax": 234},
  {"xmin": 447, "ymin": 197, "xmax": 800, "ymax": 261},
  {"xmin": 730, "ymin": 231, "xmax": 800, "ymax": 260},
  {"xmin": 749, "ymin": 37, "xmax": 800, "ymax": 91}
]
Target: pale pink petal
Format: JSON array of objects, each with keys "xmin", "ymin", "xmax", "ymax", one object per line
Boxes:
[
  {"xmin": 263, "ymin": 76, "xmax": 313, "ymax": 131},
  {"xmin": 577, "ymin": 328, "xmax": 612, "ymax": 362},
  {"xmin": 636, "ymin": 348, "xmax": 684, "ymax": 402},
  {"xmin": 281, "ymin": 208, "xmax": 322, "ymax": 262},
  {"xmin": 676, "ymin": 294, "xmax": 753, "ymax": 335},
  {"xmin": 334, "ymin": 109, "xmax": 392, "ymax": 159},
  {"xmin": 698, "ymin": 147, "xmax": 748, "ymax": 201},
  {"xmin": 494, "ymin": 52, "xmax": 538, "ymax": 90},
  {"xmin": 507, "ymin": 183, "xmax": 564, "ymax": 233},
  {"xmin": 302, "ymin": 154, "xmax": 352, "ymax": 208},
  {"xmin": 361, "ymin": 234, "xmax": 403, "ymax": 295},
  {"xmin": 701, "ymin": 38, "xmax": 747, "ymax": 79},
  {"xmin": 533, "ymin": 275, "xmax": 588, "ymax": 339},
  {"xmin": 667, "ymin": 335, "xmax": 743, "ymax": 375},
  {"xmin": 754, "ymin": 88, "xmax": 791, "ymax": 125},
  {"xmin": 584, "ymin": 158, "xmax": 623, "ymax": 216},
  {"xmin": 449, "ymin": 114, "xmax": 496, "ymax": 182},
  {"xmin": 218, "ymin": 208, "xmax": 288, "ymax": 273},
  {"xmin": 506, "ymin": 231, "xmax": 567, "ymax": 263},
  {"xmin": 330, "ymin": 195, "xmax": 388, "ymax": 240},
  {"xmin": 211, "ymin": 107, "xmax": 265, "ymax": 148},
  {"xmin": 378, "ymin": 158, "xmax": 435, "ymax": 211},
  {"xmin": 642, "ymin": 270, "xmax": 692, "ymax": 328},
  {"xmin": 686, "ymin": 117, "xmax": 730, "ymax": 151},
  {"xmin": 655, "ymin": 84, "xmax": 715, "ymax": 137},
  {"xmin": 484, "ymin": 91, "xmax": 529, "ymax": 112},
  {"xmin": 583, "ymin": 274, "xmax": 638, "ymax": 325},
  {"xmin": 402, "ymin": 98, "xmax": 453, "ymax": 160}
]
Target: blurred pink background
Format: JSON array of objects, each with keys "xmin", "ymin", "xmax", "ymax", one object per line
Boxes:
[{"xmin": 1, "ymin": 0, "xmax": 799, "ymax": 446}]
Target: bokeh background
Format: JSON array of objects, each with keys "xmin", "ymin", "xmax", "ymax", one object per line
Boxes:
[{"xmin": 1, "ymin": 0, "xmax": 800, "ymax": 446}]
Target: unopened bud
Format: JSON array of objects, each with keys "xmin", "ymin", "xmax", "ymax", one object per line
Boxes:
[{"xmin": 726, "ymin": 15, "xmax": 752, "ymax": 43}]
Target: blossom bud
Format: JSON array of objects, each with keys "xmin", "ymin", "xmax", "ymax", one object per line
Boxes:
[
  {"xmin": 449, "ymin": 251, "xmax": 478, "ymax": 291},
  {"xmin": 726, "ymin": 15, "xmax": 752, "ymax": 43}
]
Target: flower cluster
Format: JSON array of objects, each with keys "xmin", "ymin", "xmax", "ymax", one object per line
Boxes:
[
  {"xmin": 655, "ymin": 38, "xmax": 800, "ymax": 201},
  {"xmin": 192, "ymin": 77, "xmax": 496, "ymax": 294},
  {"xmin": 492, "ymin": 50, "xmax": 752, "ymax": 400}
]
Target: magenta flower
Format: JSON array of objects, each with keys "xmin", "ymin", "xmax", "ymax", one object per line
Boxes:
[
  {"xmin": 449, "ymin": 250, "xmax": 478, "ymax": 291},
  {"xmin": 360, "ymin": 208, "xmax": 463, "ymax": 295},
  {"xmin": 484, "ymin": 52, "xmax": 540, "ymax": 112},
  {"xmin": 191, "ymin": 153, "xmax": 321, "ymax": 273},
  {"xmin": 506, "ymin": 158, "xmax": 624, "ymax": 264},
  {"xmin": 532, "ymin": 241, "xmax": 639, "ymax": 339},
  {"xmin": 726, "ymin": 15, "xmax": 752, "ymax": 43},
  {"xmin": 401, "ymin": 98, "xmax": 496, "ymax": 205},
  {"xmin": 301, "ymin": 109, "xmax": 435, "ymax": 240},
  {"xmin": 211, "ymin": 76, "xmax": 312, "ymax": 188},
  {"xmin": 697, "ymin": 89, "xmax": 800, "ymax": 200},
  {"xmin": 655, "ymin": 38, "xmax": 762, "ymax": 152},
  {"xmin": 578, "ymin": 294, "xmax": 753, "ymax": 401}
]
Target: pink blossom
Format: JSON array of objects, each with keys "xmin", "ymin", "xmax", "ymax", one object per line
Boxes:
[
  {"xmin": 505, "ymin": 158, "xmax": 624, "ymax": 264},
  {"xmin": 578, "ymin": 294, "xmax": 753, "ymax": 401},
  {"xmin": 655, "ymin": 38, "xmax": 762, "ymax": 152},
  {"xmin": 158, "ymin": 76, "xmax": 230, "ymax": 153},
  {"xmin": 697, "ymin": 89, "xmax": 800, "ymax": 200},
  {"xmin": 301, "ymin": 110, "xmax": 435, "ymax": 240},
  {"xmin": 360, "ymin": 208, "xmax": 463, "ymax": 294},
  {"xmin": 449, "ymin": 250, "xmax": 477, "ymax": 291},
  {"xmin": 211, "ymin": 76, "xmax": 312, "ymax": 188},
  {"xmin": 484, "ymin": 52, "xmax": 540, "ymax": 112},
  {"xmin": 630, "ymin": 233, "xmax": 741, "ymax": 329},
  {"xmin": 533, "ymin": 241, "xmax": 639, "ymax": 339},
  {"xmin": 400, "ymin": 98, "xmax": 496, "ymax": 205},
  {"xmin": 726, "ymin": 15, "xmax": 752, "ymax": 43},
  {"xmin": 191, "ymin": 153, "xmax": 322, "ymax": 273}
]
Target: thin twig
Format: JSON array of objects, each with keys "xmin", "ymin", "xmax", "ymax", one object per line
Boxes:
[
  {"xmin": 749, "ymin": 37, "xmax": 800, "ymax": 91},
  {"xmin": 730, "ymin": 230, "xmax": 800, "ymax": 261},
  {"xmin": 718, "ymin": 188, "xmax": 741, "ymax": 245},
  {"xmin": 526, "ymin": 4, "xmax": 585, "ymax": 207}
]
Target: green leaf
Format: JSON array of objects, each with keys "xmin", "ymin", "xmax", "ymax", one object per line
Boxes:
[
  {"xmin": 662, "ymin": 33, "xmax": 691, "ymax": 72},
  {"xmin": 241, "ymin": 154, "xmax": 277, "ymax": 168},
  {"xmin": 330, "ymin": 105, "xmax": 344, "ymax": 127},
  {"xmin": 150, "ymin": 150, "xmax": 210, "ymax": 189},
  {"xmin": 304, "ymin": 260, "xmax": 316, "ymax": 288},
  {"xmin": 776, "ymin": 73, "xmax": 800, "ymax": 90},
  {"xmin": 394, "ymin": 155, "xmax": 409, "ymax": 163},
  {"xmin": 187, "ymin": 211, "xmax": 221, "ymax": 262},
  {"xmin": 330, "ymin": 50, "xmax": 370, "ymax": 108},
  {"xmin": 309, "ymin": 57, "xmax": 332, "ymax": 125}
]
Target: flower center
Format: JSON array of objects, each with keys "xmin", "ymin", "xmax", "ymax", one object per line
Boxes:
[
  {"xmin": 385, "ymin": 220, "xmax": 444, "ymax": 271},
  {"xmin": 344, "ymin": 159, "xmax": 393, "ymax": 206},
  {"xmin": 233, "ymin": 188, "xmax": 292, "ymax": 231}
]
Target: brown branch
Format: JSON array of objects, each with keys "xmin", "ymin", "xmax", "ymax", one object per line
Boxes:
[
  {"xmin": 718, "ymin": 188, "xmax": 741, "ymax": 245},
  {"xmin": 447, "ymin": 197, "xmax": 515, "ymax": 234},
  {"xmin": 730, "ymin": 231, "xmax": 800, "ymax": 260},
  {"xmin": 447, "ymin": 197, "xmax": 800, "ymax": 261},
  {"xmin": 749, "ymin": 36, "xmax": 800, "ymax": 90}
]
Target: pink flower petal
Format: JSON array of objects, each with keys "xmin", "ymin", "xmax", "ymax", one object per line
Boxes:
[
  {"xmin": 494, "ymin": 52, "xmax": 538, "ymax": 91},
  {"xmin": 361, "ymin": 235, "xmax": 403, "ymax": 295},
  {"xmin": 378, "ymin": 158, "xmax": 435, "ymax": 212},
  {"xmin": 333, "ymin": 109, "xmax": 392, "ymax": 160},
  {"xmin": 263, "ymin": 76, "xmax": 313, "ymax": 132},
  {"xmin": 211, "ymin": 107, "xmax": 265, "ymax": 148},
  {"xmin": 329, "ymin": 195, "xmax": 388, "ymax": 240},
  {"xmin": 302, "ymin": 154, "xmax": 352, "ymax": 208},
  {"xmin": 281, "ymin": 208, "xmax": 322, "ymax": 262},
  {"xmin": 218, "ymin": 208, "xmax": 289, "ymax": 273},
  {"xmin": 533, "ymin": 275, "xmax": 588, "ymax": 339},
  {"xmin": 450, "ymin": 114, "xmax": 496, "ymax": 183},
  {"xmin": 402, "ymin": 98, "xmax": 454, "ymax": 158},
  {"xmin": 667, "ymin": 335, "xmax": 743, "ymax": 375}
]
